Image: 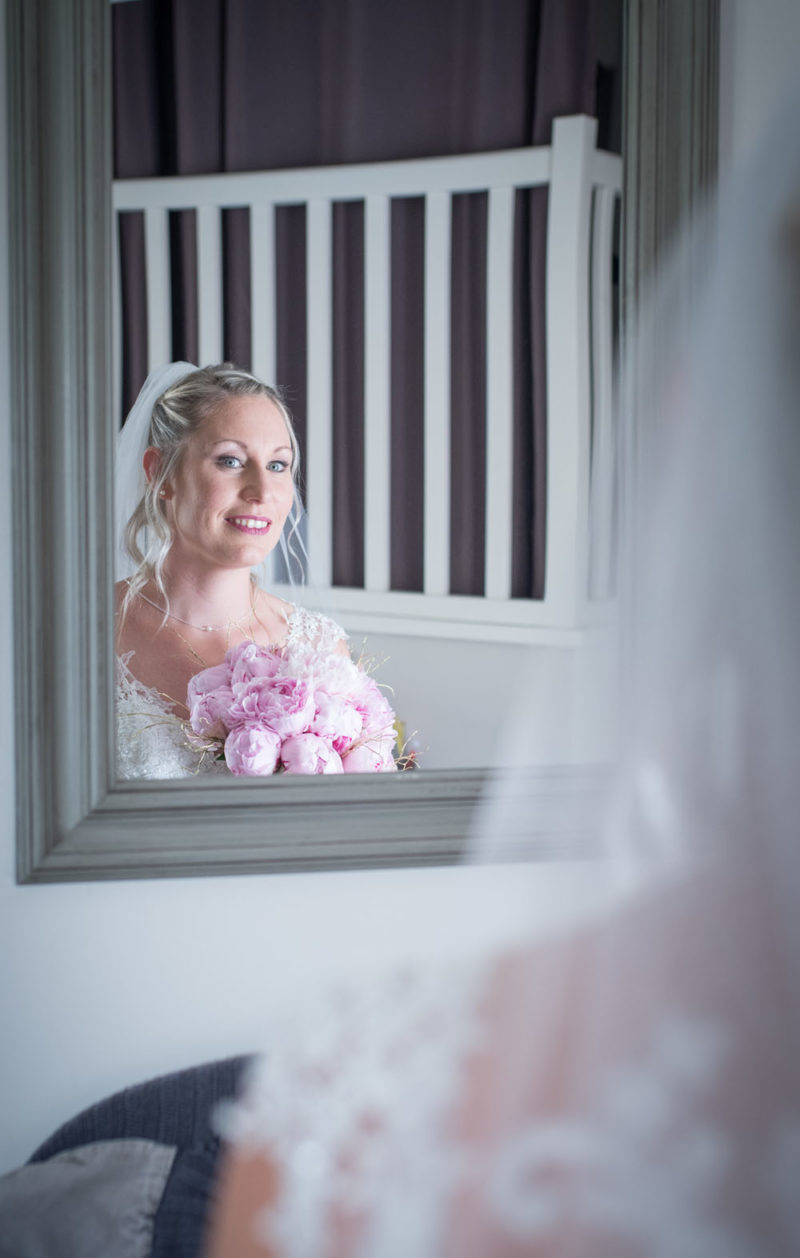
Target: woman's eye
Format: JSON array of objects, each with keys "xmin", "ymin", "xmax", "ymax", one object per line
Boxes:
[
  {"xmin": 217, "ymin": 454, "xmax": 243, "ymax": 469},
  {"xmin": 267, "ymin": 460, "xmax": 290, "ymax": 473}
]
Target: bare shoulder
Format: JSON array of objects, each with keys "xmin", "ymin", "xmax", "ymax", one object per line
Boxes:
[
  {"xmin": 255, "ymin": 590, "xmax": 295, "ymax": 622},
  {"xmin": 252, "ymin": 588, "xmax": 297, "ymax": 644},
  {"xmin": 114, "ymin": 580, "xmax": 138, "ymax": 653},
  {"xmin": 114, "ymin": 580, "xmax": 162, "ymax": 657}
]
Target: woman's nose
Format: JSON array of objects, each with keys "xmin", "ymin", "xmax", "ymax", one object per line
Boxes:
[{"xmin": 243, "ymin": 465, "xmax": 271, "ymax": 501}]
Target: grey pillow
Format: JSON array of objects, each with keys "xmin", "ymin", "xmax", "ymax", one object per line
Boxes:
[{"xmin": 0, "ymin": 1139, "xmax": 176, "ymax": 1258}]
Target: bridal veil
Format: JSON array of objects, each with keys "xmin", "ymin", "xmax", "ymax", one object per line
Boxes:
[{"xmin": 207, "ymin": 95, "xmax": 800, "ymax": 1257}]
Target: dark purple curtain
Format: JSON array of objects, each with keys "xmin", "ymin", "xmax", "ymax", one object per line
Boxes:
[{"xmin": 114, "ymin": 0, "xmax": 621, "ymax": 599}]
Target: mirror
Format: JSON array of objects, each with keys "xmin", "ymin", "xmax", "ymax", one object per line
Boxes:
[
  {"xmin": 10, "ymin": 0, "xmax": 719, "ymax": 882},
  {"xmin": 109, "ymin": 5, "xmax": 623, "ymax": 777}
]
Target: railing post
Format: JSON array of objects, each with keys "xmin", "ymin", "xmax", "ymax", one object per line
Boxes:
[
  {"xmin": 588, "ymin": 182, "xmax": 619, "ymax": 600},
  {"xmin": 484, "ymin": 184, "xmax": 516, "ymax": 601},
  {"xmin": 423, "ymin": 191, "xmax": 452, "ymax": 597},
  {"xmin": 364, "ymin": 194, "xmax": 392, "ymax": 593},
  {"xmin": 197, "ymin": 205, "xmax": 224, "ymax": 366},
  {"xmin": 144, "ymin": 207, "xmax": 170, "ymax": 372},
  {"xmin": 545, "ymin": 115, "xmax": 595, "ymax": 624},
  {"xmin": 250, "ymin": 202, "xmax": 277, "ymax": 385},
  {"xmin": 306, "ymin": 199, "xmax": 334, "ymax": 588}
]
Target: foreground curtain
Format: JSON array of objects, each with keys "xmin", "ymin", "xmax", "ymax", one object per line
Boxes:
[{"xmin": 113, "ymin": 0, "xmax": 620, "ymax": 598}]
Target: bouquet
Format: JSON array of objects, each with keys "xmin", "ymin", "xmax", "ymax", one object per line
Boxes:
[{"xmin": 186, "ymin": 638, "xmax": 398, "ymax": 775}]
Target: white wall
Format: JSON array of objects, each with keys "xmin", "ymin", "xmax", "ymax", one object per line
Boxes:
[
  {"xmin": 0, "ymin": 859, "xmax": 602, "ymax": 1174},
  {"xmin": 345, "ymin": 631, "xmax": 611, "ymax": 769},
  {"xmin": 718, "ymin": 0, "xmax": 800, "ymax": 175},
  {"xmin": 1, "ymin": 0, "xmax": 796, "ymax": 1178}
]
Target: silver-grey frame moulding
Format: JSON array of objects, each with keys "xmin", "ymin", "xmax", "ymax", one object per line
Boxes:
[{"xmin": 9, "ymin": 0, "xmax": 719, "ymax": 883}]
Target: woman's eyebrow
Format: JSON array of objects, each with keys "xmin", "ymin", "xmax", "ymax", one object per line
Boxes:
[{"xmin": 209, "ymin": 439, "xmax": 293, "ymax": 456}]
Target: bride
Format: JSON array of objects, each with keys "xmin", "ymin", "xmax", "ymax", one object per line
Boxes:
[
  {"xmin": 115, "ymin": 363, "xmax": 390, "ymax": 780},
  {"xmin": 204, "ymin": 98, "xmax": 800, "ymax": 1256}
]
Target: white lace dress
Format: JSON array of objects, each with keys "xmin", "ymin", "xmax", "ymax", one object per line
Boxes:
[{"xmin": 116, "ymin": 606, "xmax": 346, "ymax": 780}]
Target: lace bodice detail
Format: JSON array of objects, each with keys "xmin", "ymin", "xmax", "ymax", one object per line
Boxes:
[
  {"xmin": 215, "ymin": 959, "xmax": 487, "ymax": 1258},
  {"xmin": 214, "ymin": 899, "xmax": 800, "ymax": 1258},
  {"xmin": 116, "ymin": 606, "xmax": 346, "ymax": 780}
]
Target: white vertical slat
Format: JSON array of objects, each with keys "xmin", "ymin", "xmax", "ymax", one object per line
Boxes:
[
  {"xmin": 364, "ymin": 194, "xmax": 391, "ymax": 592},
  {"xmin": 112, "ymin": 212, "xmax": 122, "ymax": 425},
  {"xmin": 250, "ymin": 203, "xmax": 278, "ymax": 589},
  {"xmin": 544, "ymin": 115, "xmax": 595, "ymax": 623},
  {"xmin": 250, "ymin": 202, "xmax": 276, "ymax": 384},
  {"xmin": 144, "ymin": 207, "xmax": 171, "ymax": 372},
  {"xmin": 484, "ymin": 185, "xmax": 516, "ymax": 600},
  {"xmin": 306, "ymin": 199, "xmax": 333, "ymax": 589},
  {"xmin": 588, "ymin": 184, "xmax": 618, "ymax": 600},
  {"xmin": 423, "ymin": 191, "xmax": 451, "ymax": 597},
  {"xmin": 197, "ymin": 204, "xmax": 223, "ymax": 365}
]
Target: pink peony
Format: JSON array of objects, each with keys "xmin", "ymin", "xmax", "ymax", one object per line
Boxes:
[
  {"xmin": 227, "ymin": 675, "xmax": 279, "ymax": 726},
  {"xmin": 227, "ymin": 640, "xmax": 282, "ymax": 691},
  {"xmin": 186, "ymin": 640, "xmax": 399, "ymax": 776},
  {"xmin": 342, "ymin": 738, "xmax": 397, "ymax": 773},
  {"xmin": 311, "ymin": 690, "xmax": 364, "ymax": 754},
  {"xmin": 281, "ymin": 733, "xmax": 343, "ymax": 775},
  {"xmin": 354, "ymin": 675, "xmax": 397, "ymax": 742},
  {"xmin": 258, "ymin": 676, "xmax": 316, "ymax": 738},
  {"xmin": 187, "ymin": 661, "xmax": 235, "ymax": 738},
  {"xmin": 309, "ymin": 652, "xmax": 361, "ymax": 700},
  {"xmin": 224, "ymin": 725, "xmax": 282, "ymax": 776},
  {"xmin": 228, "ymin": 675, "xmax": 315, "ymax": 738}
]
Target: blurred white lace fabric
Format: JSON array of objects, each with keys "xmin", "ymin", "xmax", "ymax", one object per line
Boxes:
[
  {"xmin": 216, "ymin": 859, "xmax": 800, "ymax": 1257},
  {"xmin": 210, "ymin": 92, "xmax": 800, "ymax": 1258}
]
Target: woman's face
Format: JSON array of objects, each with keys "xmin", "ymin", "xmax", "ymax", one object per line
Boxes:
[{"xmin": 158, "ymin": 393, "xmax": 296, "ymax": 573}]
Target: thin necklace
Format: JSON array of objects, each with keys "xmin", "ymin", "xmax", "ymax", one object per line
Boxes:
[{"xmin": 137, "ymin": 590, "xmax": 253, "ymax": 634}]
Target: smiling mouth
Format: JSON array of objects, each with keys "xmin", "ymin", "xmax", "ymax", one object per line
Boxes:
[{"xmin": 226, "ymin": 516, "xmax": 272, "ymax": 535}]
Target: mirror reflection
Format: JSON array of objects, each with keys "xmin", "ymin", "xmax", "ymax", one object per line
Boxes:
[
  {"xmin": 115, "ymin": 363, "xmax": 404, "ymax": 779},
  {"xmin": 112, "ymin": 0, "xmax": 622, "ymax": 773}
]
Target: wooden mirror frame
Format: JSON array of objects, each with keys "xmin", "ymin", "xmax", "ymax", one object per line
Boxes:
[{"xmin": 9, "ymin": 0, "xmax": 718, "ymax": 882}]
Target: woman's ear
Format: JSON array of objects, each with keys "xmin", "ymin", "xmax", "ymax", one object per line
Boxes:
[{"xmin": 143, "ymin": 446, "xmax": 171, "ymax": 498}]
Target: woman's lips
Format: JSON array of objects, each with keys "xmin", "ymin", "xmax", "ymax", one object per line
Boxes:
[{"xmin": 226, "ymin": 515, "xmax": 272, "ymax": 535}]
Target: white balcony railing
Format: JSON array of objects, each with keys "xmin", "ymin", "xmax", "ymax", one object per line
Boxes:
[{"xmin": 113, "ymin": 115, "xmax": 622, "ymax": 643}]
